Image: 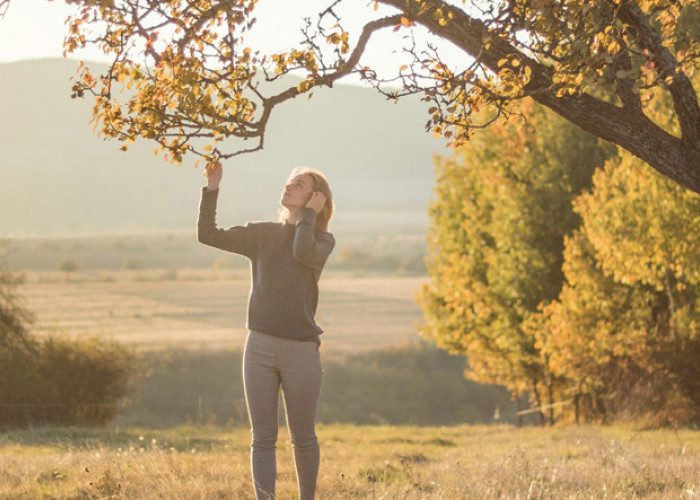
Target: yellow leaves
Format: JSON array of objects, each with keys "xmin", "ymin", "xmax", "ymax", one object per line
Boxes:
[
  {"xmin": 433, "ymin": 8, "xmax": 453, "ymax": 27},
  {"xmin": 495, "ymin": 55, "xmax": 531, "ymax": 98},
  {"xmin": 272, "ymin": 49, "xmax": 319, "ymax": 75},
  {"xmin": 326, "ymin": 31, "xmax": 350, "ymax": 54},
  {"xmin": 296, "ymin": 79, "xmax": 314, "ymax": 93}
]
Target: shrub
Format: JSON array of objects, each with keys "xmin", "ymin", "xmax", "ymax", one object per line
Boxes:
[
  {"xmin": 1, "ymin": 247, "xmax": 139, "ymax": 428},
  {"xmin": 35, "ymin": 337, "xmax": 140, "ymax": 426},
  {"xmin": 0, "ymin": 336, "xmax": 140, "ymax": 428}
]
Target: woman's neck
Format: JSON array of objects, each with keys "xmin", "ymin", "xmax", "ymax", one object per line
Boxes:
[{"xmin": 285, "ymin": 208, "xmax": 300, "ymax": 225}]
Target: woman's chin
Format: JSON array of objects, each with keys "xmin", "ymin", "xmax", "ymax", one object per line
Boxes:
[{"xmin": 281, "ymin": 200, "xmax": 302, "ymax": 211}]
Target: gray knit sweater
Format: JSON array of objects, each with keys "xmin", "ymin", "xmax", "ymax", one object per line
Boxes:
[{"xmin": 198, "ymin": 187, "xmax": 335, "ymax": 341}]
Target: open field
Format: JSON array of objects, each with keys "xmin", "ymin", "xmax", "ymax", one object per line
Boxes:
[
  {"xmin": 1, "ymin": 424, "xmax": 698, "ymax": 498},
  {"xmin": 19, "ymin": 271, "xmax": 427, "ymax": 352},
  {"xmin": 16, "ymin": 270, "xmax": 519, "ymax": 428}
]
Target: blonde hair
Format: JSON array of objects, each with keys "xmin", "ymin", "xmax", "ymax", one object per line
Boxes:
[{"xmin": 279, "ymin": 166, "xmax": 334, "ymax": 232}]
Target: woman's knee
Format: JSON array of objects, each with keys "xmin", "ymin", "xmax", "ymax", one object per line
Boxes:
[
  {"xmin": 251, "ymin": 433, "xmax": 277, "ymax": 451},
  {"xmin": 289, "ymin": 432, "xmax": 318, "ymax": 452}
]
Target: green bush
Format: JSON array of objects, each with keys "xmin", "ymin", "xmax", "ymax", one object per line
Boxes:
[
  {"xmin": 0, "ymin": 336, "xmax": 140, "ymax": 428},
  {"xmin": 0, "ymin": 249, "xmax": 139, "ymax": 428},
  {"xmin": 36, "ymin": 337, "xmax": 140, "ymax": 426}
]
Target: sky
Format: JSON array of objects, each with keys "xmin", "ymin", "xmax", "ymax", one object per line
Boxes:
[
  {"xmin": 0, "ymin": 0, "xmax": 81, "ymax": 62},
  {"xmin": 0, "ymin": 0, "xmax": 466, "ymax": 78}
]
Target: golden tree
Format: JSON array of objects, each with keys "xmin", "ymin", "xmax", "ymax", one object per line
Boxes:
[
  {"xmin": 538, "ymin": 153, "xmax": 700, "ymax": 426},
  {"xmin": 418, "ymin": 99, "xmax": 611, "ymax": 424},
  {"xmin": 61, "ymin": 0, "xmax": 699, "ymax": 191}
]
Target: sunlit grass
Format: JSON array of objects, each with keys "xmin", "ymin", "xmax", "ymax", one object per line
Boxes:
[{"xmin": 2, "ymin": 424, "xmax": 698, "ymax": 498}]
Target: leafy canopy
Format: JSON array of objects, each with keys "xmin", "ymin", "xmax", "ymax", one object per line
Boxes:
[
  {"xmin": 418, "ymin": 98, "xmax": 610, "ymax": 403},
  {"xmin": 62, "ymin": 0, "xmax": 700, "ymax": 191}
]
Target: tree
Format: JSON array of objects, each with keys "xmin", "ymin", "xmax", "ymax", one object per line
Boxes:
[
  {"xmin": 424, "ymin": 71, "xmax": 700, "ymax": 426},
  {"xmin": 63, "ymin": 0, "xmax": 699, "ymax": 192},
  {"xmin": 538, "ymin": 152, "xmax": 700, "ymax": 425},
  {"xmin": 417, "ymin": 98, "xmax": 612, "ymax": 423},
  {"xmin": 0, "ymin": 246, "xmax": 40, "ymax": 427},
  {"xmin": 59, "ymin": 258, "xmax": 81, "ymax": 281},
  {"xmin": 533, "ymin": 73, "xmax": 700, "ymax": 425},
  {"xmin": 0, "ymin": 242, "xmax": 33, "ymax": 352}
]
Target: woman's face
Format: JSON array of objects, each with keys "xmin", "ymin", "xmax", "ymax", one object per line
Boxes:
[{"xmin": 280, "ymin": 174, "xmax": 314, "ymax": 211}]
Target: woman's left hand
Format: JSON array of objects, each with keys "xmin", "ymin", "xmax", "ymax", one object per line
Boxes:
[{"xmin": 306, "ymin": 192, "xmax": 326, "ymax": 214}]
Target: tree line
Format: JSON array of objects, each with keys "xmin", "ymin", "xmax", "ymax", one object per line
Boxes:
[{"xmin": 419, "ymin": 82, "xmax": 700, "ymax": 426}]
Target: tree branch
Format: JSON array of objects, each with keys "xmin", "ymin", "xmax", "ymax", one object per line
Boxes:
[
  {"xmin": 614, "ymin": 0, "xmax": 700, "ymax": 145},
  {"xmin": 378, "ymin": 0, "xmax": 700, "ymax": 193},
  {"xmin": 241, "ymin": 14, "xmax": 404, "ymax": 157}
]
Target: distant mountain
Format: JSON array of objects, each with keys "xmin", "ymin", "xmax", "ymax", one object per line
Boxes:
[{"xmin": 0, "ymin": 59, "xmax": 445, "ymax": 237}]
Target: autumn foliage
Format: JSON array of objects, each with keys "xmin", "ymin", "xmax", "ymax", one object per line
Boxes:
[
  {"xmin": 62, "ymin": 0, "xmax": 699, "ymax": 191},
  {"xmin": 420, "ymin": 91, "xmax": 700, "ymax": 426}
]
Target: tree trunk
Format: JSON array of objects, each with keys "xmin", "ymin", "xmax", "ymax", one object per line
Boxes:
[
  {"xmin": 547, "ymin": 378, "xmax": 555, "ymax": 426},
  {"xmin": 380, "ymin": 0, "xmax": 700, "ymax": 195},
  {"xmin": 531, "ymin": 381, "xmax": 546, "ymax": 426}
]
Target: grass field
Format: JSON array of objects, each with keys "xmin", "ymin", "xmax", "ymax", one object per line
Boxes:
[
  {"xmin": 11, "ymin": 271, "xmax": 700, "ymax": 498},
  {"xmin": 1, "ymin": 424, "xmax": 698, "ymax": 498},
  {"xmin": 20, "ymin": 271, "xmax": 426, "ymax": 352}
]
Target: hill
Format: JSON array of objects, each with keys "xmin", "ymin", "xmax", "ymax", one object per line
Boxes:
[{"xmin": 0, "ymin": 59, "xmax": 443, "ymax": 238}]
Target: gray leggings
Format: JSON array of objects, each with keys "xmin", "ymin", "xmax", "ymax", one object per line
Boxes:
[{"xmin": 243, "ymin": 330, "xmax": 322, "ymax": 500}]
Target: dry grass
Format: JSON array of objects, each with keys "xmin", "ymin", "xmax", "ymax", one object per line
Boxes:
[
  {"xmin": 20, "ymin": 271, "xmax": 427, "ymax": 352},
  {"xmin": 1, "ymin": 424, "xmax": 698, "ymax": 499}
]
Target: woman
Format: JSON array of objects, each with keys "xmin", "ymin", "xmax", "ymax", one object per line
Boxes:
[{"xmin": 198, "ymin": 162, "xmax": 335, "ymax": 500}]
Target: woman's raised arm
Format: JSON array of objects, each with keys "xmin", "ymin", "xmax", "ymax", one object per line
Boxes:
[{"xmin": 197, "ymin": 162, "xmax": 253, "ymax": 257}]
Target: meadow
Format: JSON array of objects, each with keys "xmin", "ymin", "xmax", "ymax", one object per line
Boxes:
[
  {"xmin": 7, "ymin": 267, "xmax": 700, "ymax": 498},
  {"xmin": 20, "ymin": 270, "xmax": 427, "ymax": 352},
  {"xmin": 1, "ymin": 424, "xmax": 699, "ymax": 498},
  {"xmin": 16, "ymin": 269, "xmax": 515, "ymax": 428}
]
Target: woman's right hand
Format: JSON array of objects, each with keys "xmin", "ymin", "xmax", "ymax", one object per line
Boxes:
[{"xmin": 206, "ymin": 161, "xmax": 223, "ymax": 191}]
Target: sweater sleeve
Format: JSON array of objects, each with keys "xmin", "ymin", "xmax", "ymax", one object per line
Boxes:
[
  {"xmin": 292, "ymin": 207, "xmax": 335, "ymax": 270},
  {"xmin": 197, "ymin": 187, "xmax": 253, "ymax": 257}
]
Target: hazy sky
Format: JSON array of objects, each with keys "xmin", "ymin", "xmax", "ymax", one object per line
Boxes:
[{"xmin": 0, "ymin": 0, "xmax": 465, "ymax": 77}]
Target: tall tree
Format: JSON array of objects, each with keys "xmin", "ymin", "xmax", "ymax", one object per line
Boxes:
[
  {"xmin": 539, "ymin": 151, "xmax": 700, "ymax": 425},
  {"xmin": 63, "ymin": 0, "xmax": 699, "ymax": 192},
  {"xmin": 527, "ymin": 76, "xmax": 700, "ymax": 425},
  {"xmin": 418, "ymin": 99, "xmax": 611, "ymax": 423},
  {"xmin": 0, "ymin": 243, "xmax": 34, "ymax": 351}
]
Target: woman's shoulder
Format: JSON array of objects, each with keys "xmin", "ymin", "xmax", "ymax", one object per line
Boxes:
[{"xmin": 245, "ymin": 220, "xmax": 287, "ymax": 235}]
